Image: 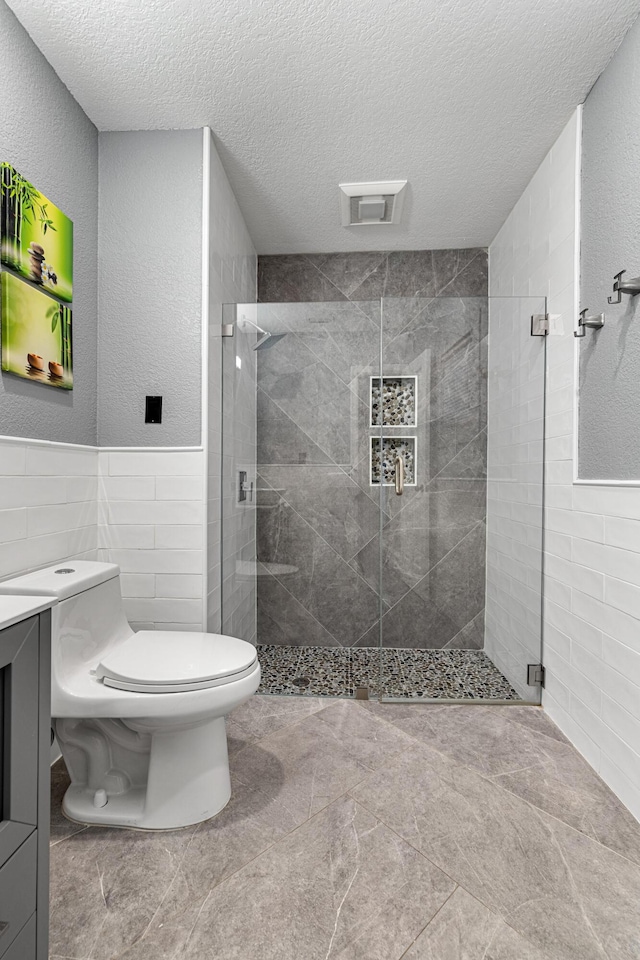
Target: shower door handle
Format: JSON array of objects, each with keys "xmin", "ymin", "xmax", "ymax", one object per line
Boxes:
[{"xmin": 394, "ymin": 455, "xmax": 404, "ymax": 496}]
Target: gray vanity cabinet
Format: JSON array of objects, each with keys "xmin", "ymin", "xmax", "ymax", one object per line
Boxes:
[{"xmin": 0, "ymin": 610, "xmax": 51, "ymax": 960}]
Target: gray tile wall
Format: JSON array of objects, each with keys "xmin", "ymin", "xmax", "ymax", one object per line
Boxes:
[{"xmin": 256, "ymin": 250, "xmax": 488, "ymax": 649}]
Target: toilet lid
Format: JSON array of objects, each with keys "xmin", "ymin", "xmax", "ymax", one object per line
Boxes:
[{"xmin": 96, "ymin": 631, "xmax": 258, "ymax": 691}]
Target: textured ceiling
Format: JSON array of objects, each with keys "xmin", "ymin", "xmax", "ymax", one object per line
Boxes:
[{"xmin": 7, "ymin": 0, "xmax": 639, "ymax": 254}]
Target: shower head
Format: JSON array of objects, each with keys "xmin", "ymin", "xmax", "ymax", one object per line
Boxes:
[
  {"xmin": 253, "ymin": 331, "xmax": 272, "ymax": 351},
  {"xmin": 253, "ymin": 332, "xmax": 287, "ymax": 351},
  {"xmin": 239, "ymin": 315, "xmax": 285, "ymax": 351}
]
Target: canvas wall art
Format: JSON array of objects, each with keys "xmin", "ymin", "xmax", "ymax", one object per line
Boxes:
[
  {"xmin": 1, "ymin": 272, "xmax": 72, "ymax": 389},
  {"xmin": 1, "ymin": 163, "xmax": 73, "ymax": 303}
]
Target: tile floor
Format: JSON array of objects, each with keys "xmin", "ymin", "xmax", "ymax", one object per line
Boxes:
[
  {"xmin": 257, "ymin": 644, "xmax": 521, "ymax": 700},
  {"xmin": 49, "ymin": 696, "xmax": 640, "ymax": 959}
]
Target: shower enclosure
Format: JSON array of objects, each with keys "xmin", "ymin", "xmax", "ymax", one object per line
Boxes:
[{"xmin": 220, "ymin": 294, "xmax": 547, "ymax": 703}]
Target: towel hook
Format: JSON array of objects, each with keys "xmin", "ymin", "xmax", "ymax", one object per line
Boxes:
[
  {"xmin": 608, "ymin": 270, "xmax": 640, "ymax": 304},
  {"xmin": 575, "ymin": 308, "xmax": 605, "ymax": 338}
]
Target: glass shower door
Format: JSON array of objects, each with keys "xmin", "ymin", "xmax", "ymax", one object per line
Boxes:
[
  {"xmin": 377, "ymin": 295, "xmax": 547, "ymax": 703},
  {"xmin": 221, "ymin": 300, "xmax": 383, "ymax": 697}
]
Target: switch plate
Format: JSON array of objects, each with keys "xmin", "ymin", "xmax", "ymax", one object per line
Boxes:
[{"xmin": 145, "ymin": 396, "xmax": 162, "ymax": 423}]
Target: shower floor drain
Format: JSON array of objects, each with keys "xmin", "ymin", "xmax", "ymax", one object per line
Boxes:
[{"xmin": 292, "ymin": 676, "xmax": 311, "ymax": 688}]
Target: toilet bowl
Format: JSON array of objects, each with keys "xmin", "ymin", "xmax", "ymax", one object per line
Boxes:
[{"xmin": 0, "ymin": 562, "xmax": 260, "ymax": 830}]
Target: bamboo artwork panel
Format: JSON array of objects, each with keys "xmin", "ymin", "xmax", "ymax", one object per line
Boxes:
[
  {"xmin": 1, "ymin": 272, "xmax": 73, "ymax": 390},
  {"xmin": 1, "ymin": 163, "xmax": 73, "ymax": 303}
]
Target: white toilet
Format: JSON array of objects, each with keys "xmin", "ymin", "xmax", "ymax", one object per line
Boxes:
[{"xmin": 0, "ymin": 561, "xmax": 260, "ymax": 830}]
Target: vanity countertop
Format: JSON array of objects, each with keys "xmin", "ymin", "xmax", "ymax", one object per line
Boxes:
[{"xmin": 0, "ymin": 595, "xmax": 56, "ymax": 631}]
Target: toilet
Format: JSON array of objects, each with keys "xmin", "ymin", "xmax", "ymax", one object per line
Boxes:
[{"xmin": 0, "ymin": 561, "xmax": 260, "ymax": 830}]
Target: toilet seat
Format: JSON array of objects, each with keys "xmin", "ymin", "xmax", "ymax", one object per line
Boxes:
[{"xmin": 96, "ymin": 631, "xmax": 258, "ymax": 694}]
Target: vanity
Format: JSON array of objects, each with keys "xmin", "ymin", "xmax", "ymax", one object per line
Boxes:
[{"xmin": 0, "ymin": 597, "xmax": 53, "ymax": 960}]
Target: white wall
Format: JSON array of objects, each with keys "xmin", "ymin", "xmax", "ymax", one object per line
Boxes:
[
  {"xmin": 97, "ymin": 448, "xmax": 205, "ymax": 630},
  {"xmin": 489, "ymin": 108, "xmax": 640, "ymax": 822},
  {"xmin": 0, "ymin": 437, "xmax": 97, "ymax": 579}
]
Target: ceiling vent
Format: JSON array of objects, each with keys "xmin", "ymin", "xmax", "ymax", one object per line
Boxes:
[{"xmin": 339, "ymin": 180, "xmax": 407, "ymax": 226}]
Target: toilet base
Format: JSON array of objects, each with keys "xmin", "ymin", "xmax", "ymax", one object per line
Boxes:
[{"xmin": 56, "ymin": 714, "xmax": 232, "ymax": 830}]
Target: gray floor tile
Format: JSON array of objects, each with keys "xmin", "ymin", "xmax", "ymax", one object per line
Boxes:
[
  {"xmin": 350, "ymin": 743, "xmax": 640, "ymax": 960},
  {"xmin": 49, "ymin": 696, "xmax": 640, "ymax": 960},
  {"xmin": 229, "ymin": 706, "xmax": 376, "ymax": 828},
  {"xmin": 368, "ymin": 704, "xmax": 566, "ymax": 776},
  {"xmin": 492, "ymin": 753, "xmax": 640, "ymax": 867},
  {"xmin": 310, "ymin": 699, "xmax": 416, "ymax": 770},
  {"xmin": 182, "ymin": 796, "xmax": 455, "ymax": 960},
  {"xmin": 50, "ymin": 758, "xmax": 88, "ymax": 847},
  {"xmin": 405, "ymin": 886, "xmax": 553, "ymax": 959},
  {"xmin": 49, "ymin": 822, "xmax": 197, "ymax": 960},
  {"xmin": 226, "ymin": 691, "xmax": 329, "ymax": 752}
]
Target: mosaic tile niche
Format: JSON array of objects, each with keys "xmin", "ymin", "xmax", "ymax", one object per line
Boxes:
[
  {"xmin": 371, "ymin": 436, "xmax": 416, "ymax": 485},
  {"xmin": 371, "ymin": 376, "xmax": 417, "ymax": 426}
]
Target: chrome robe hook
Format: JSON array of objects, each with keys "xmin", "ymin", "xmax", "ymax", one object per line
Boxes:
[
  {"xmin": 608, "ymin": 271, "xmax": 640, "ymax": 304},
  {"xmin": 575, "ymin": 309, "xmax": 605, "ymax": 338}
]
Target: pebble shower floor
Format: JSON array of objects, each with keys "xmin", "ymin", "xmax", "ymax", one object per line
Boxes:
[{"xmin": 256, "ymin": 644, "xmax": 521, "ymax": 700}]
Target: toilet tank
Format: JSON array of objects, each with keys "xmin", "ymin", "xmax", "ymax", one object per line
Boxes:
[{"xmin": 0, "ymin": 562, "xmax": 133, "ymax": 696}]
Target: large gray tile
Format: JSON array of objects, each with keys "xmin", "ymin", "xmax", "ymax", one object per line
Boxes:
[
  {"xmin": 499, "ymin": 705, "xmax": 569, "ymax": 744},
  {"xmin": 257, "ymin": 387, "xmax": 333, "ymax": 465},
  {"xmin": 50, "ymin": 758, "xmax": 88, "ymax": 847},
  {"xmin": 405, "ymin": 886, "xmax": 554, "ymax": 960},
  {"xmin": 226, "ymin": 693, "xmax": 329, "ymax": 749},
  {"xmin": 361, "ymin": 522, "xmax": 486, "ymax": 648},
  {"xmin": 437, "ymin": 250, "xmax": 488, "ymax": 297},
  {"xmin": 432, "ymin": 248, "xmax": 486, "ymax": 296},
  {"xmin": 370, "ymin": 703, "xmax": 571, "ymax": 777},
  {"xmin": 383, "ymin": 298, "xmax": 486, "ymax": 385},
  {"xmin": 257, "ymin": 500, "xmax": 380, "ymax": 645},
  {"xmin": 357, "ymin": 584, "xmax": 461, "ymax": 649},
  {"xmin": 229, "ymin": 700, "xmax": 412, "ymax": 829},
  {"xmin": 350, "ymin": 743, "xmax": 640, "ymax": 960},
  {"xmin": 116, "ymin": 707, "xmax": 408, "ymax": 956},
  {"xmin": 310, "ymin": 698, "xmax": 416, "ymax": 768},
  {"xmin": 265, "ymin": 300, "xmax": 381, "ymax": 389},
  {"xmin": 436, "ymin": 428, "xmax": 487, "ymax": 481},
  {"xmin": 104, "ymin": 891, "xmax": 208, "ymax": 959},
  {"xmin": 258, "ymin": 255, "xmax": 348, "ymax": 302},
  {"xmin": 444, "ymin": 611, "xmax": 485, "ymax": 649},
  {"xmin": 350, "ymin": 481, "xmax": 486, "ymax": 607},
  {"xmin": 260, "ymin": 465, "xmax": 380, "ymax": 562},
  {"xmin": 49, "ymin": 823, "xmax": 197, "ymax": 960},
  {"xmin": 307, "ymin": 251, "xmax": 387, "ymax": 298},
  {"xmin": 355, "ymin": 250, "xmax": 438, "ymax": 300},
  {"xmin": 412, "ymin": 521, "xmax": 486, "ymax": 636},
  {"xmin": 257, "ymin": 572, "xmax": 340, "ymax": 647},
  {"xmin": 102, "ymin": 750, "xmax": 326, "ymax": 958},
  {"xmin": 182, "ymin": 796, "xmax": 455, "ymax": 960},
  {"xmin": 493, "ymin": 752, "xmax": 640, "ymax": 868},
  {"xmin": 258, "ymin": 330, "xmax": 364, "ymax": 465},
  {"xmin": 427, "ymin": 339, "xmax": 485, "ymax": 425}
]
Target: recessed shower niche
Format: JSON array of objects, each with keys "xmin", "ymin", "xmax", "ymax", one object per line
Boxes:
[
  {"xmin": 370, "ymin": 376, "xmax": 417, "ymax": 426},
  {"xmin": 370, "ymin": 436, "xmax": 416, "ymax": 485}
]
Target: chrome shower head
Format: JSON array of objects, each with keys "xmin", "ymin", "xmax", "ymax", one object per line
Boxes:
[{"xmin": 253, "ymin": 331, "xmax": 272, "ymax": 351}]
